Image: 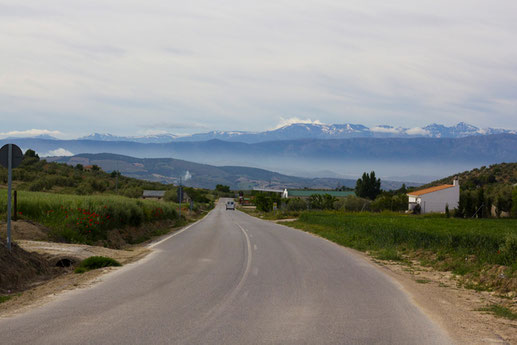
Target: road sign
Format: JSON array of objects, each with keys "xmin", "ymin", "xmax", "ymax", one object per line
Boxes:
[
  {"xmin": 0, "ymin": 144, "xmax": 23, "ymax": 169},
  {"xmin": 1, "ymin": 144, "xmax": 23, "ymax": 251}
]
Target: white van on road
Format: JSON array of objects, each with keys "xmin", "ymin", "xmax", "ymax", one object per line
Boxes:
[{"xmin": 226, "ymin": 200, "xmax": 235, "ymax": 210}]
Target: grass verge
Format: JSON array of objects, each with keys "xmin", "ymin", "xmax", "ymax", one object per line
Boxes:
[
  {"xmin": 477, "ymin": 304, "xmax": 517, "ymax": 320},
  {"xmin": 282, "ymin": 211, "xmax": 517, "ymax": 293},
  {"xmin": 0, "ymin": 295, "xmax": 11, "ymax": 304}
]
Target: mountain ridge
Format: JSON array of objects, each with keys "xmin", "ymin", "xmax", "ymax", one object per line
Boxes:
[{"xmin": 68, "ymin": 122, "xmax": 517, "ymax": 144}]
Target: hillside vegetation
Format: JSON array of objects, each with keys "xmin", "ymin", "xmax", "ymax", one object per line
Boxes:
[
  {"xmin": 0, "ymin": 150, "xmax": 215, "ymax": 247},
  {"xmin": 419, "ymin": 162, "xmax": 517, "ymax": 190}
]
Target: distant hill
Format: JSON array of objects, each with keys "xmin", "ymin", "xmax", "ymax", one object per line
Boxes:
[
  {"xmin": 48, "ymin": 153, "xmax": 414, "ymax": 190},
  {"xmin": 3, "ymin": 134, "xmax": 517, "ymax": 183}
]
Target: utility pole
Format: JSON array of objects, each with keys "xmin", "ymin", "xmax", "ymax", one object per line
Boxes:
[
  {"xmin": 115, "ymin": 161, "xmax": 119, "ymax": 194},
  {"xmin": 0, "ymin": 143, "xmax": 23, "ymax": 252},
  {"xmin": 7, "ymin": 144, "xmax": 12, "ymax": 251}
]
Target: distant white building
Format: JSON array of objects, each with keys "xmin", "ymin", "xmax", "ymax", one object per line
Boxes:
[{"xmin": 407, "ymin": 179, "xmax": 459, "ymax": 214}]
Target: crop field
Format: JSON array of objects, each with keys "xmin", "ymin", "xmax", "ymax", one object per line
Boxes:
[
  {"xmin": 0, "ymin": 190, "xmax": 179, "ymax": 244},
  {"xmin": 286, "ymin": 211, "xmax": 517, "ymax": 290}
]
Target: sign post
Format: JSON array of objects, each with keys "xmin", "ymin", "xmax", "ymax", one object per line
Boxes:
[
  {"xmin": 178, "ymin": 177, "xmax": 183, "ymax": 219},
  {"xmin": 0, "ymin": 144, "xmax": 23, "ymax": 251}
]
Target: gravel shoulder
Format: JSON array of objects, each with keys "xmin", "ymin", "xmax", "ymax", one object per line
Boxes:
[{"xmin": 0, "ymin": 240, "xmax": 150, "ymax": 318}]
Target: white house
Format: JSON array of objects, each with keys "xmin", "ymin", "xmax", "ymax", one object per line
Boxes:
[{"xmin": 407, "ymin": 179, "xmax": 459, "ymax": 214}]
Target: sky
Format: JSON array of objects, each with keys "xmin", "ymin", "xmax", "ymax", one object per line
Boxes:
[{"xmin": 1, "ymin": 0, "xmax": 516, "ymax": 138}]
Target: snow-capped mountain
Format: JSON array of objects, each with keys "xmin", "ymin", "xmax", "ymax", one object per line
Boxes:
[
  {"xmin": 78, "ymin": 122, "xmax": 516, "ymax": 144},
  {"xmin": 79, "ymin": 133, "xmax": 179, "ymax": 144}
]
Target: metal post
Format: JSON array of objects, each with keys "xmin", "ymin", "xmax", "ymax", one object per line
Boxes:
[
  {"xmin": 13, "ymin": 190, "xmax": 17, "ymax": 221},
  {"xmin": 7, "ymin": 144, "xmax": 12, "ymax": 251},
  {"xmin": 115, "ymin": 161, "xmax": 118, "ymax": 194},
  {"xmin": 178, "ymin": 177, "xmax": 182, "ymax": 219}
]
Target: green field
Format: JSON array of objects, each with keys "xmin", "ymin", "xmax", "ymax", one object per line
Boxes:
[
  {"xmin": 285, "ymin": 211, "xmax": 517, "ymax": 290},
  {"xmin": 0, "ymin": 190, "xmax": 179, "ymax": 244}
]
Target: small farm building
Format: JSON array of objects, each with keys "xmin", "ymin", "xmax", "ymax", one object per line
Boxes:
[
  {"xmin": 253, "ymin": 188, "xmax": 354, "ymax": 199},
  {"xmin": 284, "ymin": 190, "xmax": 355, "ymax": 199},
  {"xmin": 407, "ymin": 179, "xmax": 459, "ymax": 214},
  {"xmin": 142, "ymin": 190, "xmax": 166, "ymax": 200}
]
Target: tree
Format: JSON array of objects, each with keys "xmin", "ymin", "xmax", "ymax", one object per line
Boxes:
[
  {"xmin": 254, "ymin": 192, "xmax": 280, "ymax": 212},
  {"xmin": 23, "ymin": 149, "xmax": 39, "ymax": 160},
  {"xmin": 215, "ymin": 184, "xmax": 230, "ymax": 193},
  {"xmin": 355, "ymin": 171, "xmax": 381, "ymax": 200},
  {"xmin": 308, "ymin": 194, "xmax": 336, "ymax": 210}
]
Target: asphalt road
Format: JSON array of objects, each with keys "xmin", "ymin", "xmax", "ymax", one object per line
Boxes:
[{"xmin": 1, "ymin": 199, "xmax": 452, "ymax": 344}]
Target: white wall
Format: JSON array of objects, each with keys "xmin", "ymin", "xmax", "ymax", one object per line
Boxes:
[{"xmin": 419, "ymin": 185, "xmax": 459, "ymax": 213}]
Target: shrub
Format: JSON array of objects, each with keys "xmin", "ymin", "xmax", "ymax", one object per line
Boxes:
[
  {"xmin": 75, "ymin": 256, "xmax": 121, "ymax": 273},
  {"xmin": 286, "ymin": 198, "xmax": 307, "ymax": 211},
  {"xmin": 164, "ymin": 188, "xmax": 178, "ymax": 202},
  {"xmin": 340, "ymin": 195, "xmax": 371, "ymax": 212}
]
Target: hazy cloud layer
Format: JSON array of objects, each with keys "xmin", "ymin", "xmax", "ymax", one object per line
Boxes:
[
  {"xmin": 1, "ymin": 1, "xmax": 516, "ymax": 136},
  {"xmin": 0, "ymin": 129, "xmax": 63, "ymax": 139}
]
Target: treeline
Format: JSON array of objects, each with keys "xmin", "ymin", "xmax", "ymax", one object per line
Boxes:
[
  {"xmin": 253, "ymin": 192, "xmax": 408, "ymax": 213},
  {"xmin": 252, "ymin": 168, "xmax": 517, "ymax": 217},
  {"xmin": 455, "ymin": 187, "xmax": 516, "ymax": 218}
]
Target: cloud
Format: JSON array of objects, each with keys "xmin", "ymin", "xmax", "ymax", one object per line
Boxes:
[
  {"xmin": 0, "ymin": 129, "xmax": 62, "ymax": 139},
  {"xmin": 406, "ymin": 127, "xmax": 431, "ymax": 136},
  {"xmin": 1, "ymin": 1, "xmax": 516, "ymax": 134},
  {"xmin": 42, "ymin": 148, "xmax": 74, "ymax": 157},
  {"xmin": 272, "ymin": 117, "xmax": 325, "ymax": 130},
  {"xmin": 370, "ymin": 126, "xmax": 403, "ymax": 134}
]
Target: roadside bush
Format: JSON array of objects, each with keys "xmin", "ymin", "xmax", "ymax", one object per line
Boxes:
[
  {"xmin": 75, "ymin": 256, "xmax": 121, "ymax": 273},
  {"xmin": 255, "ymin": 193, "xmax": 280, "ymax": 212},
  {"xmin": 308, "ymin": 194, "xmax": 336, "ymax": 210},
  {"xmin": 121, "ymin": 187, "xmax": 143, "ymax": 199},
  {"xmin": 75, "ymin": 181, "xmax": 94, "ymax": 195},
  {"xmin": 164, "ymin": 188, "xmax": 178, "ymax": 202},
  {"xmin": 371, "ymin": 194, "xmax": 408, "ymax": 212},
  {"xmin": 340, "ymin": 195, "xmax": 371, "ymax": 212},
  {"xmin": 286, "ymin": 198, "xmax": 307, "ymax": 211}
]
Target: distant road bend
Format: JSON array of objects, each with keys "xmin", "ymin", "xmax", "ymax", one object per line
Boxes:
[{"xmin": 1, "ymin": 199, "xmax": 452, "ymax": 344}]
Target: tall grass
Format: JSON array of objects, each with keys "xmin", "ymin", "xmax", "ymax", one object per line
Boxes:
[
  {"xmin": 290, "ymin": 211, "xmax": 517, "ymax": 268},
  {"xmin": 0, "ymin": 190, "xmax": 178, "ymax": 244}
]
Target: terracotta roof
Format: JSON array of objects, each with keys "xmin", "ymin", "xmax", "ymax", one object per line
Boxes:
[{"xmin": 407, "ymin": 184, "xmax": 454, "ymax": 196}]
